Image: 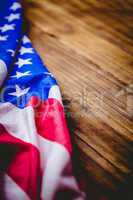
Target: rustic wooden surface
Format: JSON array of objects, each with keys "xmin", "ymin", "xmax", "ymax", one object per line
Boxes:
[{"xmin": 23, "ymin": 0, "xmax": 133, "ymax": 199}]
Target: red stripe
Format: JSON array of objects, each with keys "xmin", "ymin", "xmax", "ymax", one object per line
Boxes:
[
  {"xmin": 28, "ymin": 97, "xmax": 72, "ymax": 153},
  {"xmin": 0, "ymin": 124, "xmax": 42, "ymax": 200}
]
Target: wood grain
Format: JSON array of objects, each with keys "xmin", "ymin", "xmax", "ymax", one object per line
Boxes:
[{"xmin": 23, "ymin": 0, "xmax": 133, "ymax": 199}]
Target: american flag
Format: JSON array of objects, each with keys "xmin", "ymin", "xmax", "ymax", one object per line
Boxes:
[{"xmin": 0, "ymin": 0, "xmax": 85, "ymax": 199}]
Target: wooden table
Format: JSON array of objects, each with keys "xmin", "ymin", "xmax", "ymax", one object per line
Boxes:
[{"xmin": 24, "ymin": 1, "xmax": 133, "ymax": 199}]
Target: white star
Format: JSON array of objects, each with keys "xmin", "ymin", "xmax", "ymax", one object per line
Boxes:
[
  {"xmin": 7, "ymin": 49, "xmax": 15, "ymax": 56},
  {"xmin": 0, "ymin": 35, "xmax": 8, "ymax": 41},
  {"xmin": 11, "ymin": 71, "xmax": 31, "ymax": 79},
  {"xmin": 19, "ymin": 47, "xmax": 34, "ymax": 55},
  {"xmin": 10, "ymin": 2, "xmax": 21, "ymax": 11},
  {"xmin": 22, "ymin": 35, "xmax": 31, "ymax": 44},
  {"xmin": 0, "ymin": 24, "xmax": 15, "ymax": 33},
  {"xmin": 8, "ymin": 85, "xmax": 30, "ymax": 98},
  {"xmin": 15, "ymin": 58, "xmax": 32, "ymax": 68},
  {"xmin": 5, "ymin": 13, "xmax": 20, "ymax": 22}
]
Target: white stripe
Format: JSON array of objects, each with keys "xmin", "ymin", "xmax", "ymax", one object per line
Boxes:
[
  {"xmin": 0, "ymin": 102, "xmax": 38, "ymax": 147},
  {"xmin": 0, "ymin": 59, "xmax": 7, "ymax": 86},
  {"xmin": 59, "ymin": 176, "xmax": 81, "ymax": 192},
  {"xmin": 0, "ymin": 102, "xmax": 85, "ymax": 200},
  {"xmin": 48, "ymin": 85, "xmax": 62, "ymax": 104},
  {"xmin": 4, "ymin": 175, "xmax": 30, "ymax": 200},
  {"xmin": 39, "ymin": 136, "xmax": 85, "ymax": 200},
  {"xmin": 39, "ymin": 136, "xmax": 70, "ymax": 200}
]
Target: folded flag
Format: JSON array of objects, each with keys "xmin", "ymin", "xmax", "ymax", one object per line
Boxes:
[{"xmin": 0, "ymin": 0, "xmax": 85, "ymax": 199}]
